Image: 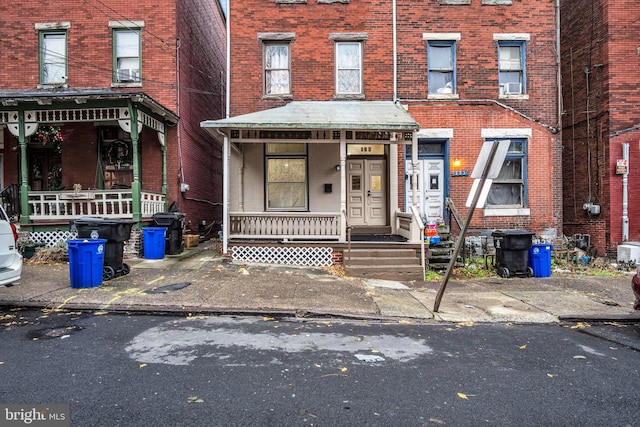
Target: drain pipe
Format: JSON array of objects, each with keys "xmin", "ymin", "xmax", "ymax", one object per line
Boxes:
[{"xmin": 622, "ymin": 142, "xmax": 629, "ymax": 241}]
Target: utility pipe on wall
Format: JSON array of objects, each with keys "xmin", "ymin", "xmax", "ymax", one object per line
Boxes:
[{"xmin": 622, "ymin": 142, "xmax": 629, "ymax": 241}]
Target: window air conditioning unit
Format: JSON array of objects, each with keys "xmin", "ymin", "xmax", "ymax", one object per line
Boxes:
[
  {"xmin": 500, "ymin": 82, "xmax": 522, "ymax": 95},
  {"xmin": 117, "ymin": 69, "xmax": 139, "ymax": 82}
]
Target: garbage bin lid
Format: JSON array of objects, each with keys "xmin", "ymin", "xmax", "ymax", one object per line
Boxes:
[{"xmin": 491, "ymin": 229, "xmax": 535, "ymax": 236}]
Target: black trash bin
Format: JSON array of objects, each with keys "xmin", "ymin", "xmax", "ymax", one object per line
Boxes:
[
  {"xmin": 73, "ymin": 217, "xmax": 137, "ymax": 280},
  {"xmin": 152, "ymin": 212, "xmax": 185, "ymax": 255},
  {"xmin": 491, "ymin": 229, "xmax": 535, "ymax": 278}
]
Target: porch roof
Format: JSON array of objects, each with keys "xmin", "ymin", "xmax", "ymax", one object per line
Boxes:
[
  {"xmin": 201, "ymin": 101, "xmax": 419, "ymax": 133},
  {"xmin": 0, "ymin": 88, "xmax": 178, "ymax": 125}
]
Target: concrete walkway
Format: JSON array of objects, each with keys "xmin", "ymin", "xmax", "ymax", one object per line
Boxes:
[{"xmin": 1, "ymin": 243, "xmax": 639, "ymax": 324}]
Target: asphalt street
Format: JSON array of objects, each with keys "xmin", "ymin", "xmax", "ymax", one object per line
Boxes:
[{"xmin": 0, "ymin": 310, "xmax": 638, "ymax": 426}]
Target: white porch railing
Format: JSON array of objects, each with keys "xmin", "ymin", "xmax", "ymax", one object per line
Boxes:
[
  {"xmin": 28, "ymin": 190, "xmax": 165, "ymax": 220},
  {"xmin": 396, "ymin": 206, "xmax": 425, "ymax": 276},
  {"xmin": 229, "ymin": 212, "xmax": 341, "ymax": 239}
]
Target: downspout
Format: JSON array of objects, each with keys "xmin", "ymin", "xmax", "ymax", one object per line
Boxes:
[
  {"xmin": 392, "ymin": 0, "xmax": 397, "ymax": 101},
  {"xmin": 226, "ymin": 0, "xmax": 231, "ymax": 119},
  {"xmin": 622, "ymin": 142, "xmax": 629, "ymax": 241}
]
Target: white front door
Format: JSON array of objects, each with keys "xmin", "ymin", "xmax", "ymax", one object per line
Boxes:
[
  {"xmin": 405, "ymin": 158, "xmax": 445, "ymax": 223},
  {"xmin": 347, "ymin": 159, "xmax": 387, "ymax": 226}
]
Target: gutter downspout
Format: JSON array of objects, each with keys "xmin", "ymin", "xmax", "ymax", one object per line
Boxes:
[
  {"xmin": 392, "ymin": 0, "xmax": 397, "ymax": 101},
  {"xmin": 622, "ymin": 142, "xmax": 629, "ymax": 241},
  {"xmin": 225, "ymin": 0, "xmax": 231, "ymax": 119}
]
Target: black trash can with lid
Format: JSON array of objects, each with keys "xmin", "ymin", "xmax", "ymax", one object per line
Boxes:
[
  {"xmin": 73, "ymin": 216, "xmax": 137, "ymax": 280},
  {"xmin": 491, "ymin": 229, "xmax": 535, "ymax": 278},
  {"xmin": 152, "ymin": 212, "xmax": 185, "ymax": 255}
]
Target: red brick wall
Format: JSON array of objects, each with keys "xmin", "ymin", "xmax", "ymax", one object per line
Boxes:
[
  {"xmin": 174, "ymin": 0, "xmax": 226, "ymax": 234},
  {"xmin": 229, "ymin": 0, "xmax": 394, "ymax": 115},
  {"xmin": 561, "ymin": 0, "xmax": 640, "ymax": 256},
  {"xmin": 396, "ymin": 0, "xmax": 559, "ymax": 129},
  {"xmin": 0, "ymin": 0, "xmax": 178, "ymax": 109},
  {"xmin": 408, "ymin": 103, "xmax": 562, "ymax": 235}
]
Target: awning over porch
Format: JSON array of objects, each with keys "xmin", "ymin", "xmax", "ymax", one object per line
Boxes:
[{"xmin": 201, "ymin": 101, "xmax": 419, "ymax": 133}]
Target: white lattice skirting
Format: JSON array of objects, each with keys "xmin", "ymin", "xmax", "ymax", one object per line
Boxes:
[
  {"xmin": 232, "ymin": 246, "xmax": 333, "ymax": 267},
  {"xmin": 22, "ymin": 230, "xmax": 141, "ymax": 256}
]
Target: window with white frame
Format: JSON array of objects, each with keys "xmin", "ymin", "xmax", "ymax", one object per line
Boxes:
[
  {"xmin": 264, "ymin": 42, "xmax": 291, "ymax": 95},
  {"xmin": 498, "ymin": 41, "xmax": 525, "ymax": 95},
  {"xmin": 266, "ymin": 143, "xmax": 308, "ymax": 210},
  {"xmin": 486, "ymin": 139, "xmax": 527, "ymax": 207},
  {"xmin": 427, "ymin": 40, "xmax": 456, "ymax": 94},
  {"xmin": 335, "ymin": 41, "xmax": 362, "ymax": 95},
  {"xmin": 40, "ymin": 31, "xmax": 67, "ymax": 85},
  {"xmin": 114, "ymin": 29, "xmax": 141, "ymax": 83}
]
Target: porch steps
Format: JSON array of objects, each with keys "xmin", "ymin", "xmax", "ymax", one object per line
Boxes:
[
  {"xmin": 343, "ymin": 248, "xmax": 424, "ymax": 281},
  {"xmin": 425, "ymin": 226, "xmax": 463, "ymax": 270}
]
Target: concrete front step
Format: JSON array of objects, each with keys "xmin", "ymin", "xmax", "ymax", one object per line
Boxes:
[
  {"xmin": 344, "ymin": 264, "xmax": 424, "ymax": 281},
  {"xmin": 343, "ymin": 247, "xmax": 423, "ymax": 280}
]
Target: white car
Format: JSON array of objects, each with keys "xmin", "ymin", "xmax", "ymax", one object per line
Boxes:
[{"xmin": 0, "ymin": 205, "xmax": 22, "ymax": 286}]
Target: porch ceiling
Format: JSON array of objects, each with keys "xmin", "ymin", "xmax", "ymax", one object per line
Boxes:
[{"xmin": 201, "ymin": 101, "xmax": 419, "ymax": 134}]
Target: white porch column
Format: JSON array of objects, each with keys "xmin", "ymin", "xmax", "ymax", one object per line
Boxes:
[
  {"xmin": 222, "ymin": 133, "xmax": 230, "ymax": 254},
  {"xmin": 339, "ymin": 140, "xmax": 347, "ymax": 242}
]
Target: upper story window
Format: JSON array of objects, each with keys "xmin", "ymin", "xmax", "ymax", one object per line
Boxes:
[
  {"xmin": 258, "ymin": 33, "xmax": 295, "ymax": 98},
  {"xmin": 424, "ymin": 33, "xmax": 460, "ymax": 98},
  {"xmin": 114, "ymin": 30, "xmax": 141, "ymax": 83},
  {"xmin": 39, "ymin": 31, "xmax": 67, "ymax": 85},
  {"xmin": 494, "ymin": 34, "xmax": 529, "ymax": 97},
  {"xmin": 264, "ymin": 43, "xmax": 291, "ymax": 95},
  {"xmin": 336, "ymin": 42, "xmax": 362, "ymax": 95},
  {"xmin": 110, "ymin": 21, "xmax": 144, "ymax": 85},
  {"xmin": 330, "ymin": 33, "xmax": 367, "ymax": 99}
]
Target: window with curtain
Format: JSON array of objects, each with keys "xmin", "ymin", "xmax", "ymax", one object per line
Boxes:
[
  {"xmin": 264, "ymin": 43, "xmax": 290, "ymax": 95},
  {"xmin": 498, "ymin": 41, "xmax": 525, "ymax": 95},
  {"xmin": 428, "ymin": 41, "xmax": 456, "ymax": 94},
  {"xmin": 336, "ymin": 42, "xmax": 362, "ymax": 95},
  {"xmin": 486, "ymin": 139, "xmax": 527, "ymax": 207},
  {"xmin": 266, "ymin": 143, "xmax": 307, "ymax": 210},
  {"xmin": 40, "ymin": 32, "xmax": 67, "ymax": 85},
  {"xmin": 114, "ymin": 29, "xmax": 141, "ymax": 83}
]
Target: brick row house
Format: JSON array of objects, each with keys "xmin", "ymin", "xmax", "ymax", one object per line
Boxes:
[
  {"xmin": 560, "ymin": 0, "xmax": 640, "ymax": 257},
  {"xmin": 0, "ymin": 0, "xmax": 226, "ymax": 249},
  {"xmin": 201, "ymin": 0, "xmax": 562, "ymax": 275}
]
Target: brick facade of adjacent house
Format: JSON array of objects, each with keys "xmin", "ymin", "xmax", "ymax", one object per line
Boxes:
[
  {"xmin": 0, "ymin": 0, "xmax": 226, "ymax": 236},
  {"xmin": 561, "ymin": 0, "xmax": 640, "ymax": 256}
]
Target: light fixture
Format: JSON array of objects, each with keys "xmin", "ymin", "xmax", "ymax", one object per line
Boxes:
[
  {"xmin": 452, "ymin": 158, "xmax": 461, "ymax": 168},
  {"xmin": 335, "ymin": 165, "xmax": 341, "ymax": 171}
]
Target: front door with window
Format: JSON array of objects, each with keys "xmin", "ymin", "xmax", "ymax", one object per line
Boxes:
[
  {"xmin": 347, "ymin": 159, "xmax": 386, "ymax": 226},
  {"xmin": 405, "ymin": 159, "xmax": 445, "ymax": 223}
]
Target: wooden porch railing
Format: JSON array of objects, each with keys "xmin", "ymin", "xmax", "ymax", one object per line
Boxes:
[
  {"xmin": 28, "ymin": 190, "xmax": 165, "ymax": 220},
  {"xmin": 229, "ymin": 212, "xmax": 341, "ymax": 239}
]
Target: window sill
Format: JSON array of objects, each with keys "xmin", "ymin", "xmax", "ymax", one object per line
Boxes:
[
  {"xmin": 333, "ymin": 94, "xmax": 365, "ymax": 100},
  {"xmin": 37, "ymin": 84, "xmax": 68, "ymax": 89},
  {"xmin": 483, "ymin": 207, "xmax": 530, "ymax": 217},
  {"xmin": 111, "ymin": 82, "xmax": 143, "ymax": 88},
  {"xmin": 498, "ymin": 94, "xmax": 529, "ymax": 100},
  {"xmin": 262, "ymin": 94, "xmax": 293, "ymax": 100},
  {"xmin": 428, "ymin": 93, "xmax": 459, "ymax": 100}
]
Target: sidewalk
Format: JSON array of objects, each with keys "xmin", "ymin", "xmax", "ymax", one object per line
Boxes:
[{"xmin": 1, "ymin": 242, "xmax": 639, "ymax": 324}]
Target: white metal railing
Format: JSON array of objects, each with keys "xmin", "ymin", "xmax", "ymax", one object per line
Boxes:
[
  {"xmin": 229, "ymin": 212, "xmax": 341, "ymax": 239},
  {"xmin": 28, "ymin": 190, "xmax": 165, "ymax": 220}
]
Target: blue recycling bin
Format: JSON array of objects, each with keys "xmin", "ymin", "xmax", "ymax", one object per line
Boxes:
[
  {"xmin": 529, "ymin": 243, "xmax": 553, "ymax": 277},
  {"xmin": 143, "ymin": 227, "xmax": 166, "ymax": 259},
  {"xmin": 67, "ymin": 239, "xmax": 107, "ymax": 288}
]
